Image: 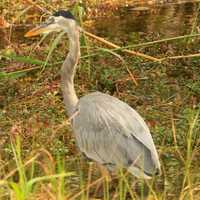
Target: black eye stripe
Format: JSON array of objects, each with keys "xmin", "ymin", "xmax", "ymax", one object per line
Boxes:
[{"xmin": 53, "ymin": 10, "xmax": 75, "ymax": 20}]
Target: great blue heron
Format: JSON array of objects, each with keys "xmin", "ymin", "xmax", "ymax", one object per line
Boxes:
[{"xmin": 25, "ymin": 10, "xmax": 161, "ymax": 179}]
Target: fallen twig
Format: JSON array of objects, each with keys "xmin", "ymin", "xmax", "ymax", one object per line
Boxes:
[
  {"xmin": 161, "ymin": 53, "xmax": 200, "ymax": 61},
  {"xmin": 123, "ymin": 33, "xmax": 200, "ymax": 49},
  {"xmin": 125, "ymin": 65, "xmax": 138, "ymax": 86},
  {"xmin": 81, "ymin": 29, "xmax": 161, "ymax": 63}
]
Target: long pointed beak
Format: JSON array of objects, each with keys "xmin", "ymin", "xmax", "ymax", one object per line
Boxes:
[{"xmin": 25, "ymin": 24, "xmax": 50, "ymax": 37}]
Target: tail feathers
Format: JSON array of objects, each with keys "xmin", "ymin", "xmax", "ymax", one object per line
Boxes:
[{"xmin": 128, "ymin": 166, "xmax": 157, "ymax": 179}]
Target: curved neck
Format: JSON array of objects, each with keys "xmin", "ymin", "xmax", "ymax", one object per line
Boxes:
[{"xmin": 61, "ymin": 27, "xmax": 80, "ymax": 116}]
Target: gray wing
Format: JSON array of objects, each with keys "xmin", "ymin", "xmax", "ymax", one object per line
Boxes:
[{"xmin": 72, "ymin": 92, "xmax": 160, "ymax": 178}]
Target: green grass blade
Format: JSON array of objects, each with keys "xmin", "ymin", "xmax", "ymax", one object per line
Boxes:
[
  {"xmin": 42, "ymin": 31, "xmax": 65, "ymax": 70},
  {"xmin": 9, "ymin": 182, "xmax": 23, "ymax": 200},
  {"xmin": 0, "ymin": 71, "xmax": 27, "ymax": 79},
  {"xmin": 2, "ymin": 54, "xmax": 49, "ymax": 66},
  {"xmin": 27, "ymin": 172, "xmax": 75, "ymax": 190}
]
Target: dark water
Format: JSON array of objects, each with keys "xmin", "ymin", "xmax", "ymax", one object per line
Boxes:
[
  {"xmin": 89, "ymin": 1, "xmax": 199, "ymax": 42},
  {"xmin": 0, "ymin": 1, "xmax": 199, "ymax": 50}
]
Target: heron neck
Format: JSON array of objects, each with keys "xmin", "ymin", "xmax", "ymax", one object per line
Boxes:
[{"xmin": 61, "ymin": 27, "xmax": 80, "ymax": 116}]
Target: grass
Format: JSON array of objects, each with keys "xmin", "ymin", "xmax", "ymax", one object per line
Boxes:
[{"xmin": 1, "ymin": 0, "xmax": 200, "ymax": 199}]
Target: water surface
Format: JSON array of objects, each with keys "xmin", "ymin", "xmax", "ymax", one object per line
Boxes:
[{"xmin": 89, "ymin": 1, "xmax": 199, "ymax": 43}]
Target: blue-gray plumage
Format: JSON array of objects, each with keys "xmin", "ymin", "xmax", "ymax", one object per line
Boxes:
[
  {"xmin": 73, "ymin": 92, "xmax": 160, "ymax": 178},
  {"xmin": 25, "ymin": 10, "xmax": 161, "ymax": 179}
]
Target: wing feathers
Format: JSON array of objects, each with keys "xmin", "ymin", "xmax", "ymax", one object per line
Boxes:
[{"xmin": 73, "ymin": 92, "xmax": 160, "ymax": 178}]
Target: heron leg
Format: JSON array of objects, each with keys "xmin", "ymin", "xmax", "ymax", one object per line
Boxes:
[
  {"xmin": 98, "ymin": 164, "xmax": 112, "ymax": 182},
  {"xmin": 133, "ymin": 179, "xmax": 149, "ymax": 199},
  {"xmin": 93, "ymin": 163, "xmax": 112, "ymax": 196}
]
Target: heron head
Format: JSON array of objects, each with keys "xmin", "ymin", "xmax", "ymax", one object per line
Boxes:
[{"xmin": 25, "ymin": 10, "xmax": 77, "ymax": 37}]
